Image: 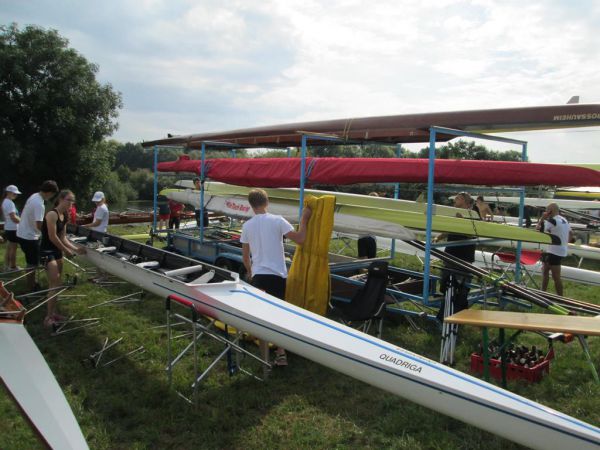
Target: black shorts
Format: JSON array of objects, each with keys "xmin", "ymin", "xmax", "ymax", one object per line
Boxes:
[
  {"xmin": 195, "ymin": 209, "xmax": 209, "ymax": 227},
  {"xmin": 40, "ymin": 249, "xmax": 63, "ymax": 264},
  {"xmin": 252, "ymin": 274, "xmax": 287, "ymax": 299},
  {"xmin": 542, "ymin": 253, "xmax": 563, "ymax": 266},
  {"xmin": 4, "ymin": 230, "xmax": 18, "ymax": 243},
  {"xmin": 357, "ymin": 236, "xmax": 377, "ymax": 258},
  {"xmin": 169, "ymin": 217, "xmax": 180, "ymax": 229},
  {"xmin": 19, "ymin": 238, "xmax": 41, "ymax": 266}
]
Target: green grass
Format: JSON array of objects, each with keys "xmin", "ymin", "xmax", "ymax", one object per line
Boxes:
[{"xmin": 1, "ymin": 227, "xmax": 599, "ymax": 449}]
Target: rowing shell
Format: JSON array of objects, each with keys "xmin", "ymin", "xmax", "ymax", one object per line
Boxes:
[
  {"xmin": 71, "ymin": 227, "xmax": 600, "ymax": 449},
  {"xmin": 175, "ymin": 180, "xmax": 480, "ymax": 219},
  {"xmin": 484, "ymin": 196, "xmax": 600, "ymax": 210},
  {"xmin": 162, "ymin": 188, "xmax": 417, "ymax": 240},
  {"xmin": 163, "ymin": 186, "xmax": 556, "ymax": 244},
  {"xmin": 0, "ymin": 287, "xmax": 88, "ymax": 450}
]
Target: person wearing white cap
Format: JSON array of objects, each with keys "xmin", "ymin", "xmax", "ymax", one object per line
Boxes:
[
  {"xmin": 2, "ymin": 185, "xmax": 22, "ymax": 271},
  {"xmin": 84, "ymin": 191, "xmax": 109, "ymax": 233}
]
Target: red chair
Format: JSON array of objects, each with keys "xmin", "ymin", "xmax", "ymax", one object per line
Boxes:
[{"xmin": 492, "ymin": 249, "xmax": 542, "ymax": 286}]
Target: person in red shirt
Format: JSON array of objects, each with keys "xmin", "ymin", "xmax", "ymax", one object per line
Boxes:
[
  {"xmin": 168, "ymin": 199, "xmax": 184, "ymax": 229},
  {"xmin": 69, "ymin": 203, "xmax": 77, "ymax": 225}
]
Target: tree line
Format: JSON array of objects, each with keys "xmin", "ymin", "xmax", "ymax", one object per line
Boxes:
[{"xmin": 1, "ymin": 23, "xmax": 522, "ymax": 210}]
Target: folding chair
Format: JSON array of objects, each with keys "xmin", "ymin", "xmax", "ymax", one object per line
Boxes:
[
  {"xmin": 492, "ymin": 249, "xmax": 542, "ymax": 288},
  {"xmin": 330, "ymin": 261, "xmax": 389, "ymax": 338}
]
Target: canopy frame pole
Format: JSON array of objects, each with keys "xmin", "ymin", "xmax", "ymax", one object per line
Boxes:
[
  {"xmin": 515, "ymin": 142, "xmax": 528, "ymax": 283},
  {"xmin": 422, "ymin": 130, "xmax": 437, "ymax": 305},
  {"xmin": 199, "ymin": 142, "xmax": 206, "ymax": 244},
  {"xmin": 153, "ymin": 145, "xmax": 158, "ymax": 234},
  {"xmin": 423, "ymin": 126, "xmax": 528, "ymax": 305},
  {"xmin": 299, "ymin": 135, "xmax": 308, "ymax": 220},
  {"xmin": 390, "ymin": 143, "xmax": 402, "ymax": 259}
]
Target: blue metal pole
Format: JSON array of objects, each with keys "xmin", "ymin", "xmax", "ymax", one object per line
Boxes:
[
  {"xmin": 299, "ymin": 135, "xmax": 307, "ymax": 220},
  {"xmin": 152, "ymin": 145, "xmax": 158, "ymax": 233},
  {"xmin": 390, "ymin": 143, "xmax": 402, "ymax": 258},
  {"xmin": 199, "ymin": 142, "xmax": 206, "ymax": 244},
  {"xmin": 230, "ymin": 149, "xmax": 236, "ymax": 158},
  {"xmin": 287, "ymin": 147, "xmax": 291, "ymax": 158},
  {"xmin": 515, "ymin": 142, "xmax": 528, "ymax": 282},
  {"xmin": 423, "ymin": 130, "xmax": 437, "ymax": 305}
]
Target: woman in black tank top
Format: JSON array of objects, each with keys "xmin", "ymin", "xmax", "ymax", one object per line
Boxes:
[{"xmin": 41, "ymin": 190, "xmax": 85, "ymax": 328}]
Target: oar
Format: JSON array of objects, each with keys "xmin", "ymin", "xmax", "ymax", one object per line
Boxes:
[{"xmin": 407, "ymin": 240, "xmax": 570, "ymax": 315}]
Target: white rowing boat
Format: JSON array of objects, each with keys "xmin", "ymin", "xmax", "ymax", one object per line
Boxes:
[
  {"xmin": 474, "ymin": 251, "xmax": 600, "ymax": 287},
  {"xmin": 0, "ymin": 285, "xmax": 88, "ymax": 449},
  {"xmin": 162, "ymin": 185, "xmax": 557, "ymax": 244},
  {"xmin": 489, "ymin": 239, "xmax": 600, "ymax": 261},
  {"xmin": 70, "ymin": 226, "xmax": 600, "ymax": 450},
  {"xmin": 484, "ymin": 196, "xmax": 600, "ymax": 210},
  {"xmin": 162, "ymin": 188, "xmax": 416, "ymax": 240}
]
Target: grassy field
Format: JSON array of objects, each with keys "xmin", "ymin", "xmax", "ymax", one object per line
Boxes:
[{"xmin": 1, "ymin": 225, "xmax": 599, "ymax": 449}]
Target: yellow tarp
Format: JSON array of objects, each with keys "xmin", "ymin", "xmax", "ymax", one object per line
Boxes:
[{"xmin": 285, "ymin": 194, "xmax": 336, "ymax": 316}]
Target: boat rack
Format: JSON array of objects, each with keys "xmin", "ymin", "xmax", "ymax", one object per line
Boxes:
[{"xmin": 165, "ymin": 294, "xmax": 271, "ymax": 404}]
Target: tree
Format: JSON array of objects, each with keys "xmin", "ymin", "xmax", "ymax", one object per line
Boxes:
[
  {"xmin": 0, "ymin": 24, "xmax": 122, "ymax": 196},
  {"xmin": 412, "ymin": 140, "xmax": 522, "ymax": 161}
]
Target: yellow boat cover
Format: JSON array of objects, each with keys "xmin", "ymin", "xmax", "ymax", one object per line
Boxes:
[{"xmin": 285, "ymin": 195, "xmax": 336, "ymax": 316}]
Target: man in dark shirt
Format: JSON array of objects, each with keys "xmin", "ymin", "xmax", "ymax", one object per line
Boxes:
[{"xmin": 436, "ymin": 192, "xmax": 479, "ymax": 321}]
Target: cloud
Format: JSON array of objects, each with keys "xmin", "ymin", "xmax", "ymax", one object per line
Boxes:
[{"xmin": 2, "ymin": 0, "xmax": 599, "ymax": 162}]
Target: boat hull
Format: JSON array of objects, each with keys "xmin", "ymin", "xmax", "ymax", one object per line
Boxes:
[
  {"xmin": 0, "ymin": 323, "xmax": 89, "ymax": 449},
  {"xmin": 76, "ymin": 231, "xmax": 600, "ymax": 450}
]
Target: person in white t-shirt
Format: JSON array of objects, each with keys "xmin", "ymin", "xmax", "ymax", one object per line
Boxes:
[
  {"xmin": 241, "ymin": 189, "xmax": 311, "ymax": 367},
  {"xmin": 17, "ymin": 180, "xmax": 60, "ymax": 290},
  {"xmin": 84, "ymin": 191, "xmax": 109, "ymax": 233},
  {"xmin": 536, "ymin": 202, "xmax": 573, "ymax": 296},
  {"xmin": 2, "ymin": 185, "xmax": 22, "ymax": 271}
]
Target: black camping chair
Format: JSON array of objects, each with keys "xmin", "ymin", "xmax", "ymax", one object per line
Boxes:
[{"xmin": 331, "ymin": 260, "xmax": 389, "ymax": 338}]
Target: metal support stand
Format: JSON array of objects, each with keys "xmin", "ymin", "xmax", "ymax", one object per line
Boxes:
[{"xmin": 165, "ymin": 295, "xmax": 271, "ymax": 404}]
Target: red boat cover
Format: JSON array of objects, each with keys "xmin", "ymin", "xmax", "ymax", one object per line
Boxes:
[{"xmin": 157, "ymin": 155, "xmax": 600, "ymax": 187}]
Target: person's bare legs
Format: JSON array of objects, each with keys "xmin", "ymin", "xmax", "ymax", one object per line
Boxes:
[
  {"xmin": 7, "ymin": 241, "xmax": 18, "ymax": 269},
  {"xmin": 44, "ymin": 259, "xmax": 63, "ymax": 323},
  {"xmin": 550, "ymin": 265, "xmax": 563, "ymax": 296},
  {"xmin": 541, "ymin": 261, "xmax": 551, "ymax": 292}
]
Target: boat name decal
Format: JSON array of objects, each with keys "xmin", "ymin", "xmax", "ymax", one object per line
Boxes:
[
  {"xmin": 225, "ymin": 199, "xmax": 251, "ymax": 213},
  {"xmin": 553, "ymin": 113, "xmax": 600, "ymax": 121},
  {"xmin": 379, "ymin": 353, "xmax": 422, "ymax": 372}
]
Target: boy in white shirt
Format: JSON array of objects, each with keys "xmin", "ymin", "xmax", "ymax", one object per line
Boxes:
[
  {"xmin": 17, "ymin": 180, "xmax": 59, "ymax": 289},
  {"xmin": 241, "ymin": 189, "xmax": 311, "ymax": 366}
]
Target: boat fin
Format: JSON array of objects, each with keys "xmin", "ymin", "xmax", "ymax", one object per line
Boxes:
[{"xmin": 567, "ymin": 96, "xmax": 580, "ymax": 104}]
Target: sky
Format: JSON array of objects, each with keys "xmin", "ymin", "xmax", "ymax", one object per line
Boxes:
[{"xmin": 2, "ymin": 0, "xmax": 600, "ymax": 163}]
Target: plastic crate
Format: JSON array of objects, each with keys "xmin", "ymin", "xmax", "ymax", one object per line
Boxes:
[{"xmin": 470, "ymin": 349, "xmax": 553, "ymax": 383}]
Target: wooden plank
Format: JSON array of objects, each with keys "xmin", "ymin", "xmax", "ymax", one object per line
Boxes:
[{"xmin": 445, "ymin": 309, "xmax": 600, "ymax": 335}]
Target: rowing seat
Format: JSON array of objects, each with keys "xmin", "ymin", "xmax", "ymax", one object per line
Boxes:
[
  {"xmin": 492, "ymin": 249, "xmax": 542, "ymax": 287},
  {"xmin": 191, "ymin": 270, "xmax": 215, "ymax": 284},
  {"xmin": 98, "ymin": 246, "xmax": 117, "ymax": 253},
  {"xmin": 136, "ymin": 261, "xmax": 160, "ymax": 270}
]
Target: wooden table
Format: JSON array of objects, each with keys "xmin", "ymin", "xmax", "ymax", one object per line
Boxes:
[{"xmin": 445, "ymin": 310, "xmax": 600, "ymax": 385}]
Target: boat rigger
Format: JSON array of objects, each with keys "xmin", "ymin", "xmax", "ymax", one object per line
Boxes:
[{"xmin": 69, "ymin": 226, "xmax": 600, "ymax": 450}]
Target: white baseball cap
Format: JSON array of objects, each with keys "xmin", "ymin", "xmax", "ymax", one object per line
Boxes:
[
  {"xmin": 5, "ymin": 185, "xmax": 21, "ymax": 195},
  {"xmin": 92, "ymin": 191, "xmax": 105, "ymax": 202}
]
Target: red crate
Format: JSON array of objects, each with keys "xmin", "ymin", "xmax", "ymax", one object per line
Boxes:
[{"xmin": 470, "ymin": 349, "xmax": 553, "ymax": 383}]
